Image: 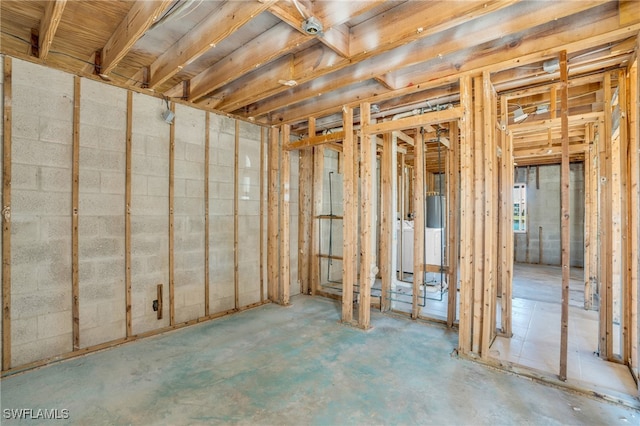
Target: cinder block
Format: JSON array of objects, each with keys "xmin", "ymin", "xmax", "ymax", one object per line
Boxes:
[
  {"xmin": 79, "ymin": 301, "xmax": 99, "ymax": 330},
  {"xmin": 13, "ymin": 112, "xmax": 40, "ymax": 140},
  {"xmin": 210, "ymin": 198, "xmax": 233, "ymax": 216},
  {"xmin": 81, "ymin": 146, "xmax": 125, "ymax": 172},
  {"xmin": 81, "ymin": 98, "xmax": 126, "ymax": 130},
  {"xmin": 40, "ymin": 166, "xmax": 72, "ymax": 193},
  {"xmin": 37, "ymin": 310, "xmax": 72, "ymax": 339},
  {"xmin": 10, "ymin": 263, "xmax": 39, "ymax": 295},
  {"xmin": 210, "ymin": 165, "xmax": 234, "ymax": 183},
  {"xmin": 79, "ymin": 236, "xmax": 123, "ymax": 258},
  {"xmin": 11, "ymin": 217, "xmax": 40, "ymax": 241},
  {"xmin": 80, "ymin": 193, "xmax": 124, "ymax": 216},
  {"xmin": 41, "ymin": 216, "xmax": 72, "ymax": 239},
  {"xmin": 37, "ymin": 258, "xmax": 72, "ymax": 291},
  {"xmin": 80, "ymin": 281, "xmax": 117, "ymax": 301},
  {"xmin": 11, "ymin": 290, "xmax": 71, "ymax": 320},
  {"xmin": 12, "ymin": 137, "xmax": 72, "ymax": 168},
  {"xmin": 175, "ymin": 160, "xmax": 203, "ymax": 180},
  {"xmin": 11, "ymin": 163, "xmax": 38, "ymax": 190},
  {"xmin": 100, "ymin": 171, "xmax": 125, "ymax": 195},
  {"xmin": 238, "ymin": 121, "xmax": 261, "ymax": 140},
  {"xmin": 146, "ymin": 175, "xmax": 168, "ymax": 197},
  {"xmin": 184, "ymin": 142, "xmax": 204, "ymax": 163},
  {"xmin": 80, "ymin": 320, "xmax": 125, "ymax": 348},
  {"xmin": 175, "ymin": 304, "xmax": 203, "ymax": 324},
  {"xmin": 131, "ymin": 216, "xmax": 166, "ymax": 235},
  {"xmin": 186, "ymin": 179, "xmax": 204, "ymax": 198},
  {"xmin": 144, "ymin": 135, "xmax": 169, "ymax": 158},
  {"xmin": 79, "ymin": 168, "xmax": 101, "ymax": 193},
  {"xmin": 133, "ymin": 154, "xmax": 169, "ymax": 177},
  {"xmin": 209, "ymin": 296, "xmax": 235, "ymax": 315},
  {"xmin": 216, "ymin": 182, "xmax": 235, "ymax": 200},
  {"xmin": 219, "ymin": 116, "xmax": 236, "ymax": 135},
  {"xmin": 97, "ymin": 300, "xmax": 125, "ymax": 324},
  {"xmin": 40, "ymin": 115, "xmax": 74, "ymax": 144},
  {"xmin": 239, "ymin": 290, "xmax": 260, "ymax": 308},
  {"xmin": 11, "ymin": 317, "xmax": 38, "ymax": 346},
  {"xmin": 131, "ymin": 194, "xmax": 169, "ymax": 216},
  {"xmin": 12, "ymin": 333, "xmax": 71, "ymax": 366},
  {"xmin": 175, "ymin": 197, "xmax": 204, "ymax": 217}
]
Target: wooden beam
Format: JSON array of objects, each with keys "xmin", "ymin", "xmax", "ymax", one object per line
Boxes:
[
  {"xmin": 342, "ymin": 107, "xmax": 356, "ymax": 323},
  {"xmin": 101, "ymin": 0, "xmax": 173, "ymax": 75},
  {"xmin": 38, "ymin": 0, "xmax": 67, "ymax": 60},
  {"xmin": 364, "ymin": 107, "xmax": 463, "ymax": 136},
  {"xmin": 284, "ymin": 131, "xmax": 345, "ymax": 151},
  {"xmin": 499, "ymin": 95, "xmax": 513, "ymax": 337},
  {"xmin": 559, "ymin": 51, "xmax": 570, "ymax": 381},
  {"xmin": 149, "ymin": 1, "xmax": 276, "ymax": 88},
  {"xmin": 472, "ymin": 76, "xmax": 485, "ymax": 355},
  {"xmin": 168, "ymin": 101, "xmax": 175, "ymax": 326},
  {"xmin": 234, "ymin": 120, "xmax": 240, "ymax": 310},
  {"xmin": 412, "ymin": 127, "xmax": 426, "ymax": 320},
  {"xmin": 280, "ymin": 124, "xmax": 291, "ymax": 306},
  {"xmin": 298, "ymin": 122, "xmax": 314, "ymax": 294},
  {"xmin": 267, "ymin": 127, "xmax": 280, "ymax": 301},
  {"xmin": 187, "ymin": 23, "xmax": 308, "ymax": 102},
  {"xmin": 359, "ymin": 103, "xmax": 375, "ymax": 329},
  {"xmin": 2, "ymin": 57, "xmax": 12, "ymax": 371},
  {"xmin": 600, "ymin": 73, "xmax": 613, "ymax": 360},
  {"xmin": 125, "ymin": 91, "xmax": 133, "ymax": 336},
  {"xmin": 204, "ymin": 112, "xmax": 210, "ymax": 316},
  {"xmin": 380, "ymin": 133, "xmax": 393, "ymax": 312},
  {"xmin": 72, "ymin": 76, "xmax": 80, "ymax": 350}
]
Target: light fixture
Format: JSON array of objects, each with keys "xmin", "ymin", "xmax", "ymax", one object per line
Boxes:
[
  {"xmin": 513, "ymin": 106, "xmax": 528, "ymax": 123},
  {"xmin": 302, "ymin": 16, "xmax": 323, "ymax": 35},
  {"xmin": 161, "ymin": 97, "xmax": 174, "ymax": 124},
  {"xmin": 543, "ymin": 58, "xmax": 560, "ymax": 73},
  {"xmin": 536, "ymin": 104, "xmax": 549, "ymax": 114}
]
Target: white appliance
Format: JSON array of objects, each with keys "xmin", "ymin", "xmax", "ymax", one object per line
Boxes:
[{"xmin": 397, "ymin": 222, "xmax": 443, "ymax": 275}]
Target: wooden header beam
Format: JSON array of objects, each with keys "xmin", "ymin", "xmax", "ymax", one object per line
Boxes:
[
  {"xmin": 363, "ymin": 107, "xmax": 463, "ymax": 135},
  {"xmin": 38, "ymin": 0, "xmax": 67, "ymax": 61},
  {"xmin": 284, "ymin": 131, "xmax": 345, "ymax": 151}
]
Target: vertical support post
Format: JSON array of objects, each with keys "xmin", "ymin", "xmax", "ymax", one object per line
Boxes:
[
  {"xmin": 481, "ymin": 71, "xmax": 496, "ymax": 357},
  {"xmin": 499, "ymin": 95, "xmax": 513, "ymax": 336},
  {"xmin": 125, "ymin": 91, "xmax": 133, "ymax": 335},
  {"xmin": 458, "ymin": 75, "xmax": 474, "ymax": 354},
  {"xmin": 1, "ymin": 57, "xmax": 11, "ymax": 370},
  {"xmin": 380, "ymin": 133, "xmax": 393, "ymax": 312},
  {"xmin": 267, "ymin": 127, "xmax": 280, "ymax": 301},
  {"xmin": 259, "ymin": 128, "xmax": 266, "ymax": 303},
  {"xmin": 359, "ymin": 102, "xmax": 375, "ymax": 329},
  {"xmin": 447, "ymin": 121, "xmax": 459, "ymax": 327},
  {"xmin": 280, "ymin": 124, "xmax": 291, "ymax": 306},
  {"xmin": 412, "ymin": 127, "xmax": 425, "ymax": 320},
  {"xmin": 168, "ymin": 101, "xmax": 175, "ymax": 326},
  {"xmin": 472, "ymin": 75, "xmax": 485, "ymax": 354},
  {"xmin": 600, "ymin": 72, "xmax": 613, "ymax": 359},
  {"xmin": 204, "ymin": 112, "xmax": 210, "ymax": 316},
  {"xmin": 234, "ymin": 120, "xmax": 240, "ymax": 310},
  {"xmin": 559, "ymin": 50, "xmax": 570, "ymax": 381},
  {"xmin": 627, "ymin": 51, "xmax": 639, "ymax": 387},
  {"xmin": 72, "ymin": 76, "xmax": 80, "ymax": 350},
  {"xmin": 342, "ymin": 106, "xmax": 356, "ymax": 323},
  {"xmin": 311, "ymin": 143, "xmax": 324, "ymax": 295},
  {"xmin": 587, "ymin": 123, "xmax": 600, "ymax": 310},
  {"xmin": 298, "ymin": 122, "xmax": 314, "ymax": 295}
]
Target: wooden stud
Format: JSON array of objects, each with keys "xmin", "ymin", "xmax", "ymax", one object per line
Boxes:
[
  {"xmin": 298, "ymin": 122, "xmax": 314, "ymax": 295},
  {"xmin": 627, "ymin": 53, "xmax": 639, "ymax": 386},
  {"xmin": 412, "ymin": 126, "xmax": 425, "ymax": 320},
  {"xmin": 559, "ymin": 50, "xmax": 570, "ymax": 381},
  {"xmin": 617, "ymin": 69, "xmax": 630, "ymax": 363},
  {"xmin": 585, "ymin": 123, "xmax": 599, "ymax": 310},
  {"xmin": 342, "ymin": 107, "xmax": 356, "ymax": 323},
  {"xmin": 472, "ymin": 75, "xmax": 485, "ymax": 354},
  {"xmin": 447, "ymin": 121, "xmax": 459, "ymax": 327},
  {"xmin": 125, "ymin": 91, "xmax": 133, "ymax": 336},
  {"xmin": 458, "ymin": 75, "xmax": 474, "ymax": 354},
  {"xmin": 280, "ymin": 124, "xmax": 291, "ymax": 306},
  {"xmin": 204, "ymin": 112, "xmax": 210, "ymax": 316},
  {"xmin": 601, "ymin": 72, "xmax": 613, "ymax": 360},
  {"xmin": 234, "ymin": 120, "xmax": 240, "ymax": 310},
  {"xmin": 72, "ymin": 76, "xmax": 80, "ymax": 351},
  {"xmin": 2, "ymin": 57, "xmax": 12, "ymax": 371},
  {"xmin": 259, "ymin": 127, "xmax": 265, "ymax": 303},
  {"xmin": 359, "ymin": 103, "xmax": 375, "ymax": 329},
  {"xmin": 481, "ymin": 71, "xmax": 496, "ymax": 357},
  {"xmin": 311, "ymin": 144, "xmax": 325, "ymax": 295},
  {"xmin": 499, "ymin": 94, "xmax": 513, "ymax": 336},
  {"xmin": 168, "ymin": 101, "xmax": 175, "ymax": 326},
  {"xmin": 267, "ymin": 127, "xmax": 280, "ymax": 301},
  {"xmin": 380, "ymin": 132, "xmax": 393, "ymax": 313}
]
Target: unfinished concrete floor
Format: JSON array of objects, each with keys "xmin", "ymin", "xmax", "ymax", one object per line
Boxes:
[{"xmin": 1, "ymin": 295, "xmax": 638, "ymax": 425}]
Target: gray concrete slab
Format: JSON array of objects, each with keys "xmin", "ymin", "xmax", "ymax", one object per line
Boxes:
[{"xmin": 1, "ymin": 295, "xmax": 638, "ymax": 425}]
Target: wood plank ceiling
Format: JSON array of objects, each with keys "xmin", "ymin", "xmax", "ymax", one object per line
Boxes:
[{"xmin": 1, "ymin": 0, "xmax": 639, "ymax": 167}]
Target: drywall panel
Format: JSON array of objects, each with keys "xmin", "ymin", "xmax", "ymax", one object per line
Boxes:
[
  {"xmin": 78, "ymin": 78, "xmax": 127, "ymax": 347},
  {"xmin": 238, "ymin": 121, "xmax": 262, "ymax": 306},
  {"xmin": 173, "ymin": 104, "xmax": 206, "ymax": 323},
  {"xmin": 10, "ymin": 59, "xmax": 73, "ymax": 365},
  {"xmin": 130, "ymin": 93, "xmax": 170, "ymax": 333},
  {"xmin": 209, "ymin": 115, "xmax": 235, "ymax": 313}
]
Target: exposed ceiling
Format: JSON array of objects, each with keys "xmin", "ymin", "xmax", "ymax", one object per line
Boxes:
[{"xmin": 1, "ymin": 0, "xmax": 639, "ymax": 167}]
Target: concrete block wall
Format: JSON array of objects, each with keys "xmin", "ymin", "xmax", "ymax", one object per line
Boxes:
[
  {"xmin": 78, "ymin": 78, "xmax": 127, "ymax": 347},
  {"xmin": 514, "ymin": 164, "xmax": 584, "ymax": 267},
  {"xmin": 0, "ymin": 57, "xmax": 281, "ymax": 369},
  {"xmin": 130, "ymin": 92, "xmax": 171, "ymax": 334},
  {"xmin": 174, "ymin": 104, "xmax": 206, "ymax": 323},
  {"xmin": 10, "ymin": 60, "xmax": 74, "ymax": 365},
  {"xmin": 209, "ymin": 115, "xmax": 235, "ymax": 313}
]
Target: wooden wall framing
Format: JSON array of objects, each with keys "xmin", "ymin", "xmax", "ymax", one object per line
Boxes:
[{"xmin": 2, "ymin": 56, "xmax": 12, "ymax": 370}]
